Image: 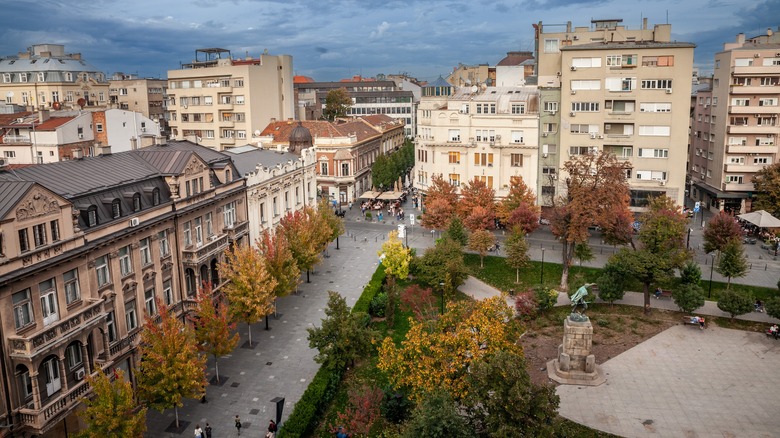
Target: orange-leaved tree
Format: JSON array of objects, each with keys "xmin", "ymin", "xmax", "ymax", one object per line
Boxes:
[
  {"xmin": 190, "ymin": 282, "xmax": 239, "ymax": 384},
  {"xmin": 279, "ymin": 207, "xmax": 322, "ymax": 283},
  {"xmin": 137, "ymin": 301, "xmax": 206, "ymax": 429},
  {"xmin": 78, "ymin": 369, "xmax": 146, "ymax": 438},
  {"xmin": 421, "ymin": 174, "xmax": 458, "ymax": 230},
  {"xmin": 468, "ymin": 229, "xmax": 496, "ymax": 268},
  {"xmin": 256, "ymin": 228, "xmax": 299, "ymax": 328},
  {"xmin": 458, "ymin": 178, "xmax": 496, "ymax": 231},
  {"xmin": 497, "ymin": 176, "xmax": 540, "ymax": 234},
  {"xmin": 218, "ymin": 243, "xmax": 277, "ymax": 346}
]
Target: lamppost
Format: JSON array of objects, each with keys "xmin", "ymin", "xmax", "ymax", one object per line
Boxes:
[
  {"xmin": 687, "ymin": 228, "xmax": 692, "ymax": 249},
  {"xmin": 439, "ymin": 282, "xmax": 445, "ymax": 314},
  {"xmin": 540, "ymin": 247, "xmax": 546, "ymax": 285},
  {"xmin": 708, "ymin": 253, "xmax": 715, "ymax": 298}
]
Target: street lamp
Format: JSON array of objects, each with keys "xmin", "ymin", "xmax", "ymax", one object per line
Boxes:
[
  {"xmin": 708, "ymin": 253, "xmax": 715, "ymax": 298},
  {"xmin": 540, "ymin": 247, "xmax": 546, "ymax": 285},
  {"xmin": 439, "ymin": 282, "xmax": 445, "ymax": 314},
  {"xmin": 686, "ymin": 228, "xmax": 692, "ymax": 249}
]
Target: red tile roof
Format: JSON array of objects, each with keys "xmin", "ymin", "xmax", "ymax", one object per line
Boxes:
[
  {"xmin": 260, "ymin": 120, "xmax": 342, "ymax": 142},
  {"xmin": 35, "ymin": 117, "xmax": 74, "ymax": 131},
  {"xmin": 293, "ymin": 75, "xmax": 315, "ymax": 83}
]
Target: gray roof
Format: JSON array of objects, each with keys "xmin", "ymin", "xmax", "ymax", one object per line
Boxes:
[
  {"xmin": 136, "ymin": 149, "xmax": 196, "ymax": 175},
  {"xmin": 561, "ymin": 41, "xmax": 696, "ymax": 51},
  {"xmin": 142, "ymin": 140, "xmax": 232, "ymax": 164},
  {"xmin": 426, "ymin": 76, "xmax": 452, "ymax": 88},
  {"xmin": 0, "ymin": 181, "xmax": 35, "ymax": 220},
  {"xmin": 225, "ymin": 148, "xmax": 301, "ymax": 177},
  {"xmin": 0, "ymin": 57, "xmax": 103, "ymax": 73}
]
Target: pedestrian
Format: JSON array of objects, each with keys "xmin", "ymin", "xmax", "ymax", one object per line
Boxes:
[
  {"xmin": 336, "ymin": 426, "xmax": 348, "ymax": 438},
  {"xmin": 349, "ymin": 201, "xmax": 353, "ymax": 210},
  {"xmin": 194, "ymin": 424, "xmax": 203, "ymax": 438},
  {"xmin": 235, "ymin": 415, "xmax": 242, "ymax": 436},
  {"xmin": 204, "ymin": 423, "xmax": 212, "ymax": 438},
  {"xmin": 267, "ymin": 419, "xmax": 277, "ymax": 438}
]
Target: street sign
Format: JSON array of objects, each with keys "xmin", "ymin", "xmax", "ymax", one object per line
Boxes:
[
  {"xmin": 409, "ymin": 214, "xmax": 415, "ymax": 225},
  {"xmin": 694, "ymin": 201, "xmax": 700, "ymax": 213},
  {"xmin": 397, "ymin": 224, "xmax": 406, "ymax": 238}
]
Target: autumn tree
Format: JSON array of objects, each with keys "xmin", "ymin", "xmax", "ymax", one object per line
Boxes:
[
  {"xmin": 190, "ymin": 283, "xmax": 239, "ymax": 384},
  {"xmin": 446, "ymin": 216, "xmax": 468, "ymax": 246},
  {"xmin": 317, "ymin": 198, "xmax": 345, "ymax": 250},
  {"xmin": 307, "ymin": 291, "xmax": 375, "ymax": 370},
  {"xmin": 323, "ymin": 88, "xmax": 352, "ymax": 121},
  {"xmin": 703, "ymin": 211, "xmax": 743, "ymax": 254},
  {"xmin": 379, "ymin": 231, "xmax": 412, "ymax": 326},
  {"xmin": 752, "ymin": 162, "xmax": 780, "ymax": 217},
  {"xmin": 716, "ymin": 238, "xmax": 749, "ymax": 289},
  {"xmin": 458, "ymin": 178, "xmax": 496, "ymax": 231},
  {"xmin": 77, "ymin": 369, "xmax": 146, "ymax": 438},
  {"xmin": 400, "ymin": 284, "xmax": 439, "ymax": 322},
  {"xmin": 256, "ymin": 228, "xmax": 299, "ymax": 323},
  {"xmin": 137, "ymin": 302, "xmax": 206, "ymax": 429},
  {"xmin": 219, "ymin": 243, "xmax": 277, "ymax": 346},
  {"xmin": 605, "ymin": 194, "xmax": 690, "ymax": 313},
  {"xmin": 279, "ymin": 207, "xmax": 322, "ymax": 282},
  {"xmin": 468, "ymin": 229, "xmax": 495, "ymax": 268},
  {"xmin": 504, "ymin": 228, "xmax": 530, "ymax": 283},
  {"xmin": 497, "ymin": 175, "xmax": 540, "ymax": 233},
  {"xmin": 378, "ymin": 296, "xmax": 519, "ymax": 401},
  {"xmin": 421, "ymin": 174, "xmax": 458, "ymax": 229},
  {"xmin": 550, "ymin": 152, "xmax": 632, "ymax": 290},
  {"xmin": 335, "ymin": 385, "xmax": 385, "ymax": 437}
]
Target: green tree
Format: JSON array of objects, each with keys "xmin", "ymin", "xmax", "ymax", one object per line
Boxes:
[
  {"xmin": 504, "ymin": 228, "xmax": 529, "ymax": 283},
  {"xmin": 218, "ymin": 243, "xmax": 277, "ymax": 346},
  {"xmin": 446, "ymin": 216, "xmax": 468, "ymax": 247},
  {"xmin": 307, "ymin": 291, "xmax": 375, "ymax": 370},
  {"xmin": 672, "ymin": 283, "xmax": 705, "ymax": 314},
  {"xmin": 716, "ymin": 289, "xmax": 754, "ymax": 320},
  {"xmin": 137, "ymin": 302, "xmax": 206, "ymax": 429},
  {"xmin": 402, "ymin": 389, "xmax": 470, "ymax": 438},
  {"xmin": 468, "ymin": 229, "xmax": 495, "ymax": 268},
  {"xmin": 415, "ymin": 237, "xmax": 468, "ymax": 295},
  {"xmin": 379, "ymin": 231, "xmax": 412, "ymax": 326},
  {"xmin": 78, "ymin": 369, "xmax": 146, "ymax": 438},
  {"xmin": 765, "ymin": 296, "xmax": 780, "ymax": 320},
  {"xmin": 680, "ymin": 261, "xmax": 702, "ymax": 286},
  {"xmin": 371, "ymin": 154, "xmax": 395, "ymax": 190},
  {"xmin": 462, "ymin": 350, "xmax": 559, "ymax": 436},
  {"xmin": 573, "ymin": 242, "xmax": 594, "ymax": 265},
  {"xmin": 703, "ymin": 211, "xmax": 744, "ymax": 254},
  {"xmin": 716, "ymin": 238, "xmax": 749, "ymax": 289},
  {"xmin": 190, "ymin": 283, "xmax": 239, "ymax": 384},
  {"xmin": 323, "ymin": 88, "xmax": 352, "ymax": 121},
  {"xmin": 752, "ymin": 162, "xmax": 780, "ymax": 217},
  {"xmin": 596, "ymin": 266, "xmax": 627, "ymax": 305}
]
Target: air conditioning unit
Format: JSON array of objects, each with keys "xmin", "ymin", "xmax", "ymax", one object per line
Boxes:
[
  {"xmin": 75, "ymin": 368, "xmax": 86, "ymax": 381},
  {"xmin": 141, "ymin": 127, "xmax": 147, "ymax": 132},
  {"xmin": 590, "ymin": 133, "xmax": 597, "ymax": 139},
  {"xmin": 495, "ymin": 135, "xmax": 501, "ymax": 140},
  {"xmin": 129, "ymin": 218, "xmax": 140, "ymax": 227},
  {"xmin": 542, "ymin": 133, "xmax": 548, "ymax": 137},
  {"xmin": 550, "ymin": 110, "xmax": 557, "ymax": 115},
  {"xmin": 570, "ymin": 90, "xmax": 576, "ymax": 95},
  {"xmin": 598, "ymin": 135, "xmax": 604, "ymax": 139},
  {"xmin": 542, "ymin": 152, "xmax": 548, "ymax": 158},
  {"xmin": 78, "ymin": 133, "xmax": 84, "ymax": 139},
  {"xmin": 570, "ymin": 112, "xmax": 576, "ymax": 117},
  {"xmin": 0, "ymin": 158, "xmax": 6, "ymax": 167},
  {"xmin": 665, "ymin": 89, "xmax": 673, "ymax": 94},
  {"xmin": 659, "ymin": 181, "xmax": 666, "ymax": 186},
  {"xmin": 570, "ymin": 66, "xmax": 577, "ymax": 71}
]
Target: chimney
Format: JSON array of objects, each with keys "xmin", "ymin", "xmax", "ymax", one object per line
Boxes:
[
  {"xmin": 98, "ymin": 145, "xmax": 112, "ymax": 156},
  {"xmin": 130, "ymin": 137, "xmax": 138, "ymax": 150},
  {"xmin": 643, "ymin": 17, "xmax": 648, "ymax": 30},
  {"xmin": 38, "ymin": 109, "xmax": 50, "ymax": 122},
  {"xmin": 72, "ymin": 149, "xmax": 83, "ymax": 159},
  {"xmin": 566, "ymin": 21, "xmax": 572, "ymax": 33},
  {"xmin": 736, "ymin": 33, "xmax": 745, "ymax": 44}
]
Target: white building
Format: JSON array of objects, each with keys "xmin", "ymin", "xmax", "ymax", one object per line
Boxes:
[{"xmin": 103, "ymin": 109, "xmax": 161, "ymax": 153}]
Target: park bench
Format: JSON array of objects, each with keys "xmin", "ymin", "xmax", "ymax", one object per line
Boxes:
[
  {"xmin": 681, "ymin": 316, "xmax": 706, "ymax": 329},
  {"xmin": 654, "ymin": 289, "xmax": 672, "ymax": 299}
]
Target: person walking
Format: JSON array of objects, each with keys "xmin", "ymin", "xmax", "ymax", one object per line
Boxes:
[
  {"xmin": 204, "ymin": 423, "xmax": 212, "ymax": 438},
  {"xmin": 267, "ymin": 419, "xmax": 277, "ymax": 438},
  {"xmin": 235, "ymin": 415, "xmax": 242, "ymax": 436},
  {"xmin": 194, "ymin": 424, "xmax": 203, "ymax": 438}
]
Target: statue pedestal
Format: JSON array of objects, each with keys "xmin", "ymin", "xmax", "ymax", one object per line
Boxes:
[{"xmin": 547, "ymin": 316, "xmax": 605, "ymax": 386}]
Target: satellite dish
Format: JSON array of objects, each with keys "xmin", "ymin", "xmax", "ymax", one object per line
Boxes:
[
  {"xmin": 52, "ymin": 101, "xmax": 61, "ymax": 110},
  {"xmin": 254, "ymin": 130, "xmax": 261, "ymax": 137},
  {"xmin": 77, "ymin": 98, "xmax": 86, "ymax": 108}
]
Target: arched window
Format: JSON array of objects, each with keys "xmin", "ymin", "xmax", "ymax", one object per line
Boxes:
[
  {"xmin": 111, "ymin": 199, "xmax": 121, "ymax": 219},
  {"xmin": 132, "ymin": 193, "xmax": 141, "ymax": 212}
]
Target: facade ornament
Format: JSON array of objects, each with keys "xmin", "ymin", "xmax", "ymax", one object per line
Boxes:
[{"xmin": 16, "ymin": 191, "xmax": 60, "ymax": 221}]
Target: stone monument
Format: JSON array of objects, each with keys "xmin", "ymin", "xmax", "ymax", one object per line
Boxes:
[{"xmin": 547, "ymin": 284, "xmax": 605, "ymax": 386}]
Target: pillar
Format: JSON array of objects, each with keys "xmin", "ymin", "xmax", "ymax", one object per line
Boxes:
[
  {"xmin": 30, "ymin": 371, "xmax": 42, "ymax": 409},
  {"xmin": 80, "ymin": 343, "xmax": 91, "ymax": 375},
  {"xmin": 58, "ymin": 357, "xmax": 69, "ymax": 392}
]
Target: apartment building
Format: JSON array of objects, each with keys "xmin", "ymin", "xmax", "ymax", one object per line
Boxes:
[
  {"xmin": 414, "ymin": 77, "xmax": 540, "ymax": 200},
  {"xmin": 166, "ymin": 48, "xmax": 294, "ymax": 151},
  {"xmin": 0, "ymin": 141, "xmax": 246, "ymax": 436},
  {"xmin": 0, "ymin": 44, "xmax": 109, "ymax": 110},
  {"xmin": 108, "ymin": 73, "xmax": 169, "ymax": 136},
  {"xmin": 294, "ymin": 79, "xmax": 415, "ymax": 137},
  {"xmin": 535, "ymin": 19, "xmax": 695, "ymax": 208},
  {"xmin": 688, "ymin": 29, "xmax": 780, "ymax": 213}
]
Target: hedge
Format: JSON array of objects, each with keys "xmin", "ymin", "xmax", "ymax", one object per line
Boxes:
[{"xmin": 278, "ymin": 266, "xmax": 386, "ymax": 437}]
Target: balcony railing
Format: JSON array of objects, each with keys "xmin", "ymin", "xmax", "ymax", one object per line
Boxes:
[
  {"xmin": 1, "ymin": 135, "xmax": 31, "ymax": 144},
  {"xmin": 224, "ymin": 221, "xmax": 249, "ymax": 242},
  {"xmin": 17, "ymin": 374, "xmax": 93, "ymax": 431},
  {"xmin": 181, "ymin": 234, "xmax": 229, "ymax": 265},
  {"xmin": 109, "ymin": 330, "xmax": 140, "ymax": 357},
  {"xmin": 9, "ymin": 299, "xmax": 104, "ymax": 358}
]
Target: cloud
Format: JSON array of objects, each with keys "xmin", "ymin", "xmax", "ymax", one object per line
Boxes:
[
  {"xmin": 370, "ymin": 21, "xmax": 392, "ymax": 40},
  {"xmin": 315, "ymin": 47, "xmax": 328, "ymax": 54}
]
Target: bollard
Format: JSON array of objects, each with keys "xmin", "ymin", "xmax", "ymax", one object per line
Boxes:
[
  {"xmin": 766, "ymin": 264, "xmax": 768, "ymax": 271},
  {"xmin": 375, "ymin": 236, "xmax": 378, "ymax": 242}
]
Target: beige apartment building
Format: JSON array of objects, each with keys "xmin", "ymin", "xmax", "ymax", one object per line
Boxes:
[
  {"xmin": 0, "ymin": 141, "xmax": 247, "ymax": 436},
  {"xmin": 535, "ymin": 19, "xmax": 694, "ymax": 209},
  {"xmin": 0, "ymin": 44, "xmax": 109, "ymax": 110},
  {"xmin": 166, "ymin": 48, "xmax": 294, "ymax": 151},
  {"xmin": 414, "ymin": 77, "xmax": 540, "ymax": 200},
  {"xmin": 108, "ymin": 74, "xmax": 168, "ymax": 135},
  {"xmin": 688, "ymin": 29, "xmax": 780, "ymax": 213}
]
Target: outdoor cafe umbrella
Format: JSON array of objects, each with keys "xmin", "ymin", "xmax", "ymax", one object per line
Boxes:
[{"xmin": 737, "ymin": 210, "xmax": 780, "ymax": 228}]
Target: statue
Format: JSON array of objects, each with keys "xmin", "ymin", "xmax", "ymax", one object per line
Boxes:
[{"xmin": 570, "ymin": 283, "xmax": 596, "ymax": 314}]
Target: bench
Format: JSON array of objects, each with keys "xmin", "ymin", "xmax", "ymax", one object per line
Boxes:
[
  {"xmin": 682, "ymin": 316, "xmax": 706, "ymax": 329},
  {"xmin": 766, "ymin": 329, "xmax": 779, "ymax": 339},
  {"xmin": 654, "ymin": 289, "xmax": 672, "ymax": 299}
]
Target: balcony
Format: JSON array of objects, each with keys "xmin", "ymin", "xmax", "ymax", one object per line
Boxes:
[
  {"xmin": 17, "ymin": 375, "xmax": 94, "ymax": 432},
  {"xmin": 727, "ymin": 125, "xmax": 779, "ymax": 135},
  {"xmin": 181, "ymin": 234, "xmax": 229, "ymax": 266},
  {"xmin": 730, "ymin": 85, "xmax": 780, "ymax": 95},
  {"xmin": 108, "ymin": 329, "xmax": 140, "ymax": 358},
  {"xmin": 1, "ymin": 135, "xmax": 31, "ymax": 144},
  {"xmin": 8, "ymin": 299, "xmax": 104, "ymax": 359},
  {"xmin": 224, "ymin": 220, "xmax": 249, "ymax": 242},
  {"xmin": 722, "ymin": 182, "xmax": 754, "ymax": 192},
  {"xmin": 726, "ymin": 144, "xmax": 777, "ymax": 154},
  {"xmin": 725, "ymin": 164, "xmax": 766, "ymax": 173},
  {"xmin": 729, "ymin": 105, "xmax": 780, "ymax": 115},
  {"xmin": 732, "ymin": 65, "xmax": 780, "ymax": 75}
]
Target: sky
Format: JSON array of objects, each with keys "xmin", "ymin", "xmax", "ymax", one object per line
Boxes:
[{"xmin": 1, "ymin": 0, "xmax": 778, "ymax": 82}]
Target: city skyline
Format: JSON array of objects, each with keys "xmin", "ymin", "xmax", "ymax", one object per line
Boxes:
[{"xmin": 1, "ymin": 0, "xmax": 776, "ymax": 82}]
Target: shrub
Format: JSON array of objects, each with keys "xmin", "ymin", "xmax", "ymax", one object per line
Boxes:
[
  {"xmin": 382, "ymin": 387, "xmax": 414, "ymax": 424},
  {"xmin": 597, "ymin": 272, "xmax": 626, "ymax": 305},
  {"xmin": 400, "ymin": 284, "xmax": 438, "ymax": 321},
  {"xmin": 353, "ymin": 268, "xmax": 387, "ymax": 314},
  {"xmin": 534, "ymin": 287, "xmax": 558, "ymax": 311},
  {"xmin": 672, "ymin": 283, "xmax": 705, "ymax": 314},
  {"xmin": 679, "ymin": 261, "xmax": 702, "ymax": 286},
  {"xmin": 716, "ymin": 288, "xmax": 754, "ymax": 320},
  {"xmin": 514, "ymin": 291, "xmax": 538, "ymax": 320},
  {"xmin": 596, "ymin": 318, "xmax": 610, "ymax": 327},
  {"xmin": 365, "ymin": 212, "xmax": 373, "ymax": 220},
  {"xmin": 763, "ymin": 296, "xmax": 780, "ymax": 320},
  {"xmin": 369, "ymin": 293, "xmax": 388, "ymax": 317}
]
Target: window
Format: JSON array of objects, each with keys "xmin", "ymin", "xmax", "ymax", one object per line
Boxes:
[
  {"xmin": 474, "ymin": 175, "xmax": 494, "ymax": 187},
  {"xmin": 125, "ymin": 300, "xmax": 138, "ymax": 331},
  {"xmin": 726, "ymin": 175, "xmax": 744, "ymax": 184},
  {"xmin": 112, "ymin": 199, "xmax": 121, "ymax": 219},
  {"xmin": 63, "ymin": 268, "xmax": 80, "ymax": 304},
  {"xmin": 759, "ymin": 98, "xmax": 778, "ymax": 106},
  {"xmin": 639, "ymin": 102, "xmax": 671, "ymax": 113},
  {"xmin": 571, "ymin": 57, "xmax": 602, "ymax": 68},
  {"xmin": 544, "ymin": 101, "xmax": 559, "ymax": 112},
  {"xmin": 96, "ymin": 122, "xmax": 103, "ymax": 132},
  {"xmin": 2, "ymin": 73, "xmax": 10, "ymax": 83},
  {"xmin": 194, "ymin": 217, "xmax": 203, "ymax": 246},
  {"xmin": 204, "ymin": 96, "xmax": 213, "ymax": 106},
  {"xmin": 183, "ymin": 221, "xmax": 192, "ymax": 246},
  {"xmin": 754, "ymin": 157, "xmax": 770, "ymax": 165},
  {"xmin": 571, "ymin": 80, "xmax": 601, "ymax": 90},
  {"xmin": 542, "ymin": 166, "xmax": 557, "ymax": 177},
  {"xmin": 510, "ymin": 131, "xmax": 524, "ymax": 144},
  {"xmin": 234, "ymin": 79, "xmax": 244, "ymax": 87},
  {"xmin": 107, "ymin": 311, "xmax": 117, "ymax": 343},
  {"xmin": 569, "ymin": 146, "xmax": 592, "ymax": 156},
  {"xmin": 17, "ymin": 228, "xmax": 29, "ymax": 253},
  {"xmin": 543, "ymin": 39, "xmax": 559, "ymax": 53},
  {"xmin": 3, "ymin": 151, "xmax": 16, "ymax": 158},
  {"xmin": 642, "ymin": 55, "xmax": 674, "ymax": 66},
  {"xmin": 511, "ymin": 103, "xmax": 526, "ymax": 114},
  {"xmin": 638, "ymin": 148, "xmax": 669, "ymax": 158},
  {"xmin": 132, "ymin": 194, "xmax": 141, "ymax": 212},
  {"xmin": 474, "ymin": 153, "xmax": 494, "ymax": 167},
  {"xmin": 144, "ymin": 289, "xmax": 157, "ymax": 315},
  {"xmin": 449, "ymin": 173, "xmax": 461, "ymax": 186},
  {"xmin": 139, "ymin": 237, "xmax": 152, "ymax": 266},
  {"xmin": 85, "ymin": 205, "xmax": 97, "ymax": 226},
  {"xmin": 66, "ymin": 343, "xmax": 83, "ymax": 369},
  {"xmin": 605, "ymin": 77, "xmax": 636, "ymax": 92},
  {"xmin": 19, "ymin": 73, "xmax": 27, "ymax": 83},
  {"xmin": 448, "ymin": 152, "xmax": 461, "ymax": 164},
  {"xmin": 341, "ymin": 162, "xmax": 349, "ymax": 176},
  {"xmin": 37, "ymin": 72, "xmax": 45, "ymax": 82},
  {"xmin": 728, "ymin": 156, "xmax": 745, "ymax": 164},
  {"xmin": 511, "ymin": 154, "xmax": 523, "ymax": 167},
  {"xmin": 760, "ymin": 77, "xmax": 779, "ymax": 86},
  {"xmin": 205, "ymin": 212, "xmax": 213, "ymax": 237},
  {"xmin": 635, "ymin": 170, "xmax": 667, "ymax": 181},
  {"xmin": 638, "ymin": 126, "xmax": 671, "ymax": 136},
  {"xmin": 19, "ymin": 369, "xmax": 32, "ymax": 400},
  {"xmin": 571, "ymin": 102, "xmax": 600, "ymax": 112},
  {"xmin": 13, "ymin": 289, "xmax": 33, "ymax": 330},
  {"xmin": 543, "ymin": 123, "xmax": 557, "ymax": 133},
  {"xmin": 448, "ymin": 129, "xmax": 461, "ymax": 142},
  {"xmin": 320, "ymin": 162, "xmax": 328, "ymax": 175},
  {"xmin": 640, "ymin": 79, "xmax": 673, "ymax": 90},
  {"xmin": 119, "ymin": 246, "xmax": 133, "ymax": 276},
  {"xmin": 224, "ymin": 201, "xmax": 236, "ymax": 228},
  {"xmin": 606, "ymin": 55, "xmax": 622, "ymax": 66},
  {"xmin": 33, "ymin": 223, "xmax": 47, "ymax": 247},
  {"xmin": 163, "ymin": 279, "xmax": 173, "ymax": 305}
]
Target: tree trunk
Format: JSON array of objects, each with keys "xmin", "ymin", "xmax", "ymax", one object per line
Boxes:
[
  {"xmin": 643, "ymin": 282, "xmax": 651, "ymax": 315},
  {"xmin": 559, "ymin": 241, "xmax": 574, "ymax": 291},
  {"xmin": 247, "ymin": 324, "xmax": 253, "ymax": 347},
  {"xmin": 175, "ymin": 406, "xmax": 180, "ymax": 428},
  {"xmin": 480, "ymin": 254, "xmax": 484, "ymax": 268},
  {"xmin": 265, "ymin": 315, "xmax": 270, "ymax": 330},
  {"xmin": 516, "ymin": 268, "xmax": 519, "ymax": 284},
  {"xmin": 727, "ymin": 277, "xmax": 732, "ymax": 290},
  {"xmin": 307, "ymin": 269, "xmax": 310, "ymax": 283},
  {"xmin": 214, "ymin": 356, "xmax": 220, "ymax": 383}
]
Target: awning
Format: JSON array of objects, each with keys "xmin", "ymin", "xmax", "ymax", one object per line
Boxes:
[
  {"xmin": 377, "ymin": 190, "xmax": 405, "ymax": 200},
  {"xmin": 737, "ymin": 210, "xmax": 780, "ymax": 228},
  {"xmin": 359, "ymin": 191, "xmax": 381, "ymax": 199}
]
